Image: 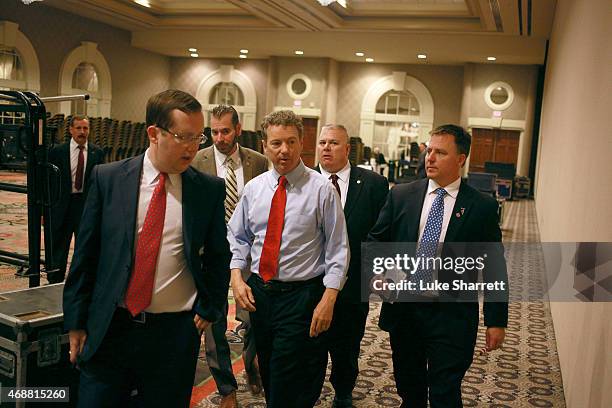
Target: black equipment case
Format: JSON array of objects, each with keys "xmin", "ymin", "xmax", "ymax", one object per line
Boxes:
[{"xmin": 0, "ymin": 283, "xmax": 77, "ymax": 407}]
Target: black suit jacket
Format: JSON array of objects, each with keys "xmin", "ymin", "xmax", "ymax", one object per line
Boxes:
[
  {"xmin": 48, "ymin": 141, "xmax": 105, "ymax": 230},
  {"xmin": 368, "ymin": 178, "xmax": 508, "ymax": 331},
  {"xmin": 63, "ymin": 154, "xmax": 231, "ymax": 362},
  {"xmin": 317, "ymin": 165, "xmax": 389, "ymax": 303}
]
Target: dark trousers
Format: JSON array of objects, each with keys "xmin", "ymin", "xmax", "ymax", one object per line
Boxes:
[
  {"xmin": 48, "ymin": 194, "xmax": 84, "ymax": 283},
  {"xmin": 235, "ymin": 300, "xmax": 258, "ymax": 375},
  {"xmin": 327, "ymin": 300, "xmax": 369, "ymax": 397},
  {"xmin": 388, "ymin": 302, "xmax": 478, "ymax": 408},
  {"xmin": 248, "ymin": 275, "xmax": 328, "ymax": 408},
  {"xmin": 204, "ymin": 301, "xmax": 238, "ymax": 396},
  {"xmin": 77, "ymin": 308, "xmax": 200, "ymax": 408}
]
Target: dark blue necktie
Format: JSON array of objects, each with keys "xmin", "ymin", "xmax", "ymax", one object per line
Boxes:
[{"xmin": 413, "ymin": 188, "xmax": 447, "ymax": 285}]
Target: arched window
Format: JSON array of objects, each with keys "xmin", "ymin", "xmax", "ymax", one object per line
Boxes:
[
  {"xmin": 373, "ymin": 90, "xmax": 421, "ymax": 159},
  {"xmin": 0, "ymin": 47, "xmax": 24, "ymax": 81},
  {"xmin": 360, "ymin": 72, "xmax": 434, "ymax": 159},
  {"xmin": 196, "ymin": 65, "xmax": 257, "ymax": 130},
  {"xmin": 209, "ymin": 82, "xmax": 244, "ymax": 106},
  {"xmin": 71, "ymin": 62, "xmax": 99, "ymax": 114},
  {"xmin": 0, "ymin": 21, "xmax": 40, "ymax": 124},
  {"xmin": 59, "ymin": 42, "xmax": 111, "ymax": 117}
]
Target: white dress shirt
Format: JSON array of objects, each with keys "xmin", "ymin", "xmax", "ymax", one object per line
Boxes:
[
  {"xmin": 69, "ymin": 138, "xmax": 88, "ymax": 193},
  {"xmin": 136, "ymin": 149, "xmax": 197, "ymax": 313},
  {"xmin": 319, "ymin": 161, "xmax": 351, "ymax": 209},
  {"xmin": 228, "ymin": 160, "xmax": 349, "ymax": 289},
  {"xmin": 213, "ymin": 144, "xmax": 245, "ymax": 197},
  {"xmin": 418, "ymin": 177, "xmax": 461, "ymax": 243}
]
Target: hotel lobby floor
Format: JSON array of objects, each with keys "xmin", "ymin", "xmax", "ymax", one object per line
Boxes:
[{"xmin": 0, "ymin": 170, "xmax": 565, "ymax": 407}]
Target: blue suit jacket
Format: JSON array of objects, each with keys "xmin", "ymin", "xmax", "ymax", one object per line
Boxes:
[{"xmin": 63, "ymin": 154, "xmax": 231, "ymax": 361}]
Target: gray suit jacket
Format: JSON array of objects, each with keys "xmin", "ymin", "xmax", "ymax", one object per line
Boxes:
[
  {"xmin": 191, "ymin": 145, "xmax": 268, "ymax": 183},
  {"xmin": 191, "ymin": 144, "xmax": 268, "ymax": 288}
]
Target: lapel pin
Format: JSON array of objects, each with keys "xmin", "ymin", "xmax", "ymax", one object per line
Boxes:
[
  {"xmin": 357, "ymin": 180, "xmax": 361, "ymax": 184},
  {"xmin": 461, "ymin": 207, "xmax": 465, "ymax": 215},
  {"xmin": 455, "ymin": 212, "xmax": 461, "ymax": 218}
]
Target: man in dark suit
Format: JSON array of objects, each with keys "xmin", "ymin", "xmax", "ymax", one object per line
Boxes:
[
  {"xmin": 316, "ymin": 124, "xmax": 389, "ymax": 408},
  {"xmin": 368, "ymin": 124, "xmax": 509, "ymax": 408},
  {"xmin": 192, "ymin": 105, "xmax": 268, "ymax": 407},
  {"xmin": 47, "ymin": 115, "xmax": 104, "ymax": 283},
  {"xmin": 63, "ymin": 90, "xmax": 231, "ymax": 408}
]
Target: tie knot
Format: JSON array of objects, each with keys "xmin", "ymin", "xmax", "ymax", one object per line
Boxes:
[
  {"xmin": 329, "ymin": 174, "xmax": 339, "ymax": 182},
  {"xmin": 278, "ymin": 175, "xmax": 288, "ymax": 188},
  {"xmin": 157, "ymin": 172, "xmax": 167, "ymax": 188},
  {"xmin": 435, "ymin": 188, "xmax": 447, "ymax": 197},
  {"xmin": 77, "ymin": 145, "xmax": 84, "ymax": 151},
  {"xmin": 225, "ymin": 157, "xmax": 234, "ymax": 169}
]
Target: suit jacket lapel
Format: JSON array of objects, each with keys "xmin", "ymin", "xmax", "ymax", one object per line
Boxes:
[
  {"xmin": 84, "ymin": 142, "xmax": 96, "ymax": 180},
  {"xmin": 406, "ymin": 180, "xmax": 428, "ymax": 241},
  {"xmin": 239, "ymin": 146, "xmax": 253, "ymax": 182},
  {"xmin": 181, "ymin": 169, "xmax": 196, "ymax": 268},
  {"xmin": 119, "ymin": 155, "xmax": 144, "ymax": 256},
  {"xmin": 62, "ymin": 142, "xmax": 72, "ymax": 192},
  {"xmin": 201, "ymin": 148, "xmax": 217, "ymax": 176},
  {"xmin": 444, "ymin": 181, "xmax": 474, "ymax": 243},
  {"xmin": 344, "ymin": 166, "xmax": 362, "ymax": 218}
]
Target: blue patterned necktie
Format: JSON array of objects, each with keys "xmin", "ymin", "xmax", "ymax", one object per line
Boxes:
[{"xmin": 413, "ymin": 188, "xmax": 447, "ymax": 285}]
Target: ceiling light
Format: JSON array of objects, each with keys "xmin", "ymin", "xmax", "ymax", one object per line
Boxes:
[
  {"xmin": 239, "ymin": 55, "xmax": 247, "ymax": 59},
  {"xmin": 337, "ymin": 0, "xmax": 347, "ymax": 8},
  {"xmin": 365, "ymin": 57, "xmax": 374, "ymax": 63},
  {"xmin": 487, "ymin": 56, "xmax": 497, "ymax": 61},
  {"xmin": 355, "ymin": 52, "xmax": 364, "ymax": 57},
  {"xmin": 190, "ymin": 53, "xmax": 199, "ymax": 58},
  {"xmin": 240, "ymin": 49, "xmax": 249, "ymax": 54},
  {"xmin": 188, "ymin": 48, "xmax": 197, "ymax": 52},
  {"xmin": 134, "ymin": 0, "xmax": 151, "ymax": 7},
  {"xmin": 417, "ymin": 54, "xmax": 427, "ymax": 59},
  {"xmin": 295, "ymin": 50, "xmax": 304, "ymax": 55}
]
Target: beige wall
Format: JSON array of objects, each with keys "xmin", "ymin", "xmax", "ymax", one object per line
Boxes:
[
  {"xmin": 0, "ymin": 0, "xmax": 170, "ymax": 122},
  {"xmin": 335, "ymin": 63, "xmax": 464, "ymax": 137},
  {"xmin": 536, "ymin": 0, "xmax": 612, "ymax": 406}
]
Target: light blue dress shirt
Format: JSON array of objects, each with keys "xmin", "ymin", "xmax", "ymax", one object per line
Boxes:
[{"xmin": 228, "ymin": 160, "xmax": 349, "ymax": 290}]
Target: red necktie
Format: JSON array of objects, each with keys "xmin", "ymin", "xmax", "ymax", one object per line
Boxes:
[
  {"xmin": 329, "ymin": 174, "xmax": 341, "ymax": 199},
  {"xmin": 74, "ymin": 145, "xmax": 84, "ymax": 191},
  {"xmin": 125, "ymin": 172, "xmax": 167, "ymax": 316},
  {"xmin": 259, "ymin": 176, "xmax": 288, "ymax": 282}
]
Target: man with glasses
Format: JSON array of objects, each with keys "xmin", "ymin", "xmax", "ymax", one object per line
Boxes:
[
  {"xmin": 192, "ymin": 105, "xmax": 268, "ymax": 407},
  {"xmin": 63, "ymin": 89, "xmax": 231, "ymax": 408}
]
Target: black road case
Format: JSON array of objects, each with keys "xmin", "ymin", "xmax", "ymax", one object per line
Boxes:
[{"xmin": 0, "ymin": 283, "xmax": 77, "ymax": 407}]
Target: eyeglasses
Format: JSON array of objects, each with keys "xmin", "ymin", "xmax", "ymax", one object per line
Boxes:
[{"xmin": 157, "ymin": 126, "xmax": 207, "ymax": 145}]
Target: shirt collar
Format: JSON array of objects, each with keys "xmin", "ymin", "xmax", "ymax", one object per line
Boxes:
[
  {"xmin": 143, "ymin": 148, "xmax": 179, "ymax": 187},
  {"xmin": 70, "ymin": 138, "xmax": 87, "ymax": 151},
  {"xmin": 270, "ymin": 160, "xmax": 306, "ymax": 188},
  {"xmin": 427, "ymin": 176, "xmax": 461, "ymax": 198},
  {"xmin": 213, "ymin": 144, "xmax": 241, "ymax": 167},
  {"xmin": 319, "ymin": 161, "xmax": 350, "ymax": 183}
]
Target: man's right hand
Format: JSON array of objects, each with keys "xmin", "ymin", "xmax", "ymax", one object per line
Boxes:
[
  {"xmin": 230, "ymin": 268, "xmax": 256, "ymax": 311},
  {"xmin": 68, "ymin": 330, "xmax": 87, "ymax": 364}
]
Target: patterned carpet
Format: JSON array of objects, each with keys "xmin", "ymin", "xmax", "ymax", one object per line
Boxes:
[{"xmin": 0, "ymin": 171, "xmax": 566, "ymax": 407}]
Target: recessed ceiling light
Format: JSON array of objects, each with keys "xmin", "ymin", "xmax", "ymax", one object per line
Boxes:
[
  {"xmin": 188, "ymin": 48, "xmax": 197, "ymax": 52},
  {"xmin": 239, "ymin": 54, "xmax": 247, "ymax": 59},
  {"xmin": 134, "ymin": 0, "xmax": 151, "ymax": 7},
  {"xmin": 417, "ymin": 54, "xmax": 427, "ymax": 59},
  {"xmin": 295, "ymin": 50, "xmax": 304, "ymax": 55},
  {"xmin": 487, "ymin": 56, "xmax": 497, "ymax": 61},
  {"xmin": 190, "ymin": 53, "xmax": 199, "ymax": 58},
  {"xmin": 355, "ymin": 52, "xmax": 364, "ymax": 57},
  {"xmin": 240, "ymin": 49, "xmax": 249, "ymax": 54},
  {"xmin": 365, "ymin": 57, "xmax": 374, "ymax": 63}
]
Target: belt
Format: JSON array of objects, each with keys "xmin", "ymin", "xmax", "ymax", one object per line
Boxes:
[
  {"xmin": 252, "ymin": 273, "xmax": 323, "ymax": 293},
  {"xmin": 116, "ymin": 307, "xmax": 191, "ymax": 324}
]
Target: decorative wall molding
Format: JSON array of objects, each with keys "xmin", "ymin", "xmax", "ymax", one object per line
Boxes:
[
  {"xmin": 58, "ymin": 41, "xmax": 112, "ymax": 117},
  {"xmin": 0, "ymin": 21, "xmax": 40, "ymax": 92}
]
